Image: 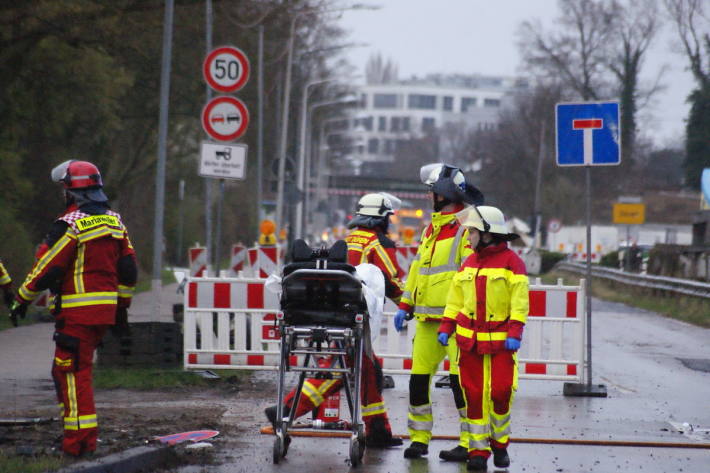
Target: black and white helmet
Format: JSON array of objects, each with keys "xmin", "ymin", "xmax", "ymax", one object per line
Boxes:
[{"xmin": 420, "ymin": 163, "xmax": 484, "ymax": 206}]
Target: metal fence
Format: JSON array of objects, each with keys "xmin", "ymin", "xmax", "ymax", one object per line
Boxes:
[{"xmin": 557, "ymin": 262, "xmax": 710, "ymax": 300}]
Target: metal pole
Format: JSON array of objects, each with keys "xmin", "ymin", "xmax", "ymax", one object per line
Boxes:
[
  {"xmin": 533, "ymin": 121, "xmax": 546, "ymax": 248},
  {"xmin": 625, "ymin": 225, "xmax": 631, "ymax": 271},
  {"xmin": 294, "ymin": 83, "xmax": 311, "ymax": 240},
  {"xmin": 151, "ymin": 0, "xmax": 174, "ymax": 314},
  {"xmin": 257, "ymin": 24, "xmax": 265, "ymax": 236},
  {"xmin": 214, "ymin": 179, "xmax": 225, "ymax": 276},
  {"xmin": 204, "ymin": 0, "xmax": 213, "ymax": 274},
  {"xmin": 176, "ymin": 179, "xmax": 185, "ymax": 265},
  {"xmin": 585, "ymin": 165, "xmax": 593, "ymax": 388},
  {"xmin": 275, "ymin": 16, "xmax": 298, "ymax": 242}
]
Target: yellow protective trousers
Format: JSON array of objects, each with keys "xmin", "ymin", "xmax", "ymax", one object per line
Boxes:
[{"xmin": 407, "ymin": 320, "xmax": 466, "ymax": 446}]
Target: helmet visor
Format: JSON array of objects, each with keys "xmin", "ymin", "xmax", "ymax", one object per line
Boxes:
[
  {"xmin": 420, "ymin": 163, "xmax": 443, "ymax": 186},
  {"xmin": 51, "ymin": 160, "xmax": 74, "ymax": 183},
  {"xmin": 379, "ymin": 192, "xmax": 401, "ymax": 212}
]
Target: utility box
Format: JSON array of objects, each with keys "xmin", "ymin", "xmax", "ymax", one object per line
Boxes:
[{"xmin": 98, "ymin": 322, "xmax": 182, "ymax": 367}]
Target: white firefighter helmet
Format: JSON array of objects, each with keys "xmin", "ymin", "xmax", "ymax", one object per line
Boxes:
[
  {"xmin": 455, "ymin": 205, "xmax": 519, "ymax": 241},
  {"xmin": 356, "ymin": 192, "xmax": 400, "ymax": 217},
  {"xmin": 419, "ymin": 163, "xmax": 484, "ymax": 205}
]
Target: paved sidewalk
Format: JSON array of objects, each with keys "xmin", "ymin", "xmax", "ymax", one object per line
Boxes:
[{"xmin": 0, "ymin": 281, "xmax": 183, "ymax": 412}]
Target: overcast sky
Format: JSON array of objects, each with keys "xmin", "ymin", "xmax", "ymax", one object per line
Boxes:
[{"xmin": 335, "ymin": 0, "xmax": 695, "ymax": 147}]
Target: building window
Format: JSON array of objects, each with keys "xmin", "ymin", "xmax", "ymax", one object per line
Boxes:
[
  {"xmin": 368, "ymin": 138, "xmax": 379, "ymax": 154},
  {"xmin": 422, "ymin": 117, "xmax": 435, "ymax": 131},
  {"xmin": 374, "ymin": 93, "xmax": 398, "ymax": 108},
  {"xmin": 384, "ymin": 139, "xmax": 395, "ymax": 154},
  {"xmin": 378, "ymin": 116, "xmax": 386, "ymax": 131},
  {"xmin": 402, "ymin": 117, "xmax": 410, "ymax": 131},
  {"xmin": 391, "ymin": 117, "xmax": 401, "ymax": 132},
  {"xmin": 408, "ymin": 94, "xmax": 436, "ymax": 110},
  {"xmin": 360, "ymin": 93, "xmax": 367, "ymax": 108},
  {"xmin": 484, "ymin": 98, "xmax": 501, "ymax": 107},
  {"xmin": 443, "ymin": 96, "xmax": 453, "ymax": 111},
  {"xmin": 362, "ymin": 116, "xmax": 373, "ymax": 131},
  {"xmin": 461, "ymin": 97, "xmax": 477, "ymax": 112}
]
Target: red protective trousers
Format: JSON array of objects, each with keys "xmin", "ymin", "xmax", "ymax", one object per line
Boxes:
[
  {"xmin": 283, "ymin": 353, "xmax": 393, "ymax": 435},
  {"xmin": 52, "ymin": 323, "xmax": 108, "ymax": 456},
  {"xmin": 457, "ymin": 348, "xmax": 517, "ymax": 459}
]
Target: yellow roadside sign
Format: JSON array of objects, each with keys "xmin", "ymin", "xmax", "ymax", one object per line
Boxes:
[{"xmin": 613, "ymin": 203, "xmax": 645, "ymax": 224}]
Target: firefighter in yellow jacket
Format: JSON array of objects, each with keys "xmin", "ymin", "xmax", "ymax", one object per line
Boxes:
[
  {"xmin": 394, "ymin": 163, "xmax": 484, "ymax": 461},
  {"xmin": 438, "ymin": 205, "xmax": 528, "ymax": 471}
]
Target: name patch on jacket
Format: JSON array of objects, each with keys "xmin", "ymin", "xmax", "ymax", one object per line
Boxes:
[{"xmin": 75, "ymin": 215, "xmax": 120, "ymax": 232}]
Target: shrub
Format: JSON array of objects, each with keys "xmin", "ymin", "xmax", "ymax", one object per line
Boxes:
[{"xmin": 540, "ymin": 250, "xmax": 567, "ymax": 273}]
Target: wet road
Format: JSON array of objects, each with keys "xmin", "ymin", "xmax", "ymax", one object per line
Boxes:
[{"xmin": 176, "ymin": 298, "xmax": 710, "ymax": 473}]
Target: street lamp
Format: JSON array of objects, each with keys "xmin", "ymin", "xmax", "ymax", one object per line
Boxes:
[{"xmin": 274, "ymin": 4, "xmax": 379, "ymax": 242}]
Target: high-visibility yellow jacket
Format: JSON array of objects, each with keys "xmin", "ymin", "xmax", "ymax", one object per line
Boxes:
[
  {"xmin": 440, "ymin": 242, "xmax": 529, "ymax": 354},
  {"xmin": 0, "ymin": 260, "xmax": 11, "ymax": 288},
  {"xmin": 398, "ymin": 208, "xmax": 472, "ymax": 321}
]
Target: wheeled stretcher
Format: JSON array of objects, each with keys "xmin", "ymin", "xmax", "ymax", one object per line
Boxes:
[{"xmin": 271, "ymin": 240, "xmax": 368, "ymax": 466}]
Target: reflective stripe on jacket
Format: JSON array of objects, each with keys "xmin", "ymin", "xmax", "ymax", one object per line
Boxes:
[
  {"xmin": 399, "ymin": 209, "xmax": 472, "ymax": 321},
  {"xmin": 440, "ymin": 242, "xmax": 528, "ymax": 354},
  {"xmin": 346, "ymin": 227, "xmax": 404, "ymax": 300},
  {"xmin": 17, "ymin": 210, "xmax": 136, "ymax": 325}
]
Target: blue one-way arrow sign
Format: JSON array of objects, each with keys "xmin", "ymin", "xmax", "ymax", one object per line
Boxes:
[{"xmin": 556, "ymin": 101, "xmax": 621, "ymax": 166}]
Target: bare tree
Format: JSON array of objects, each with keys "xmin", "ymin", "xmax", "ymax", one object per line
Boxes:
[
  {"xmin": 365, "ymin": 52, "xmax": 399, "ymax": 85},
  {"xmin": 518, "ymin": 0, "xmax": 616, "ymax": 100}
]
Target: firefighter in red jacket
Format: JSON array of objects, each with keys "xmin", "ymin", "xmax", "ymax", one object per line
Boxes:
[
  {"xmin": 438, "ymin": 205, "xmax": 529, "ymax": 472},
  {"xmin": 265, "ymin": 193, "xmax": 404, "ymax": 449},
  {"xmin": 10, "ymin": 160, "xmax": 137, "ymax": 457},
  {"xmin": 0, "ymin": 259, "xmax": 14, "ymax": 312}
]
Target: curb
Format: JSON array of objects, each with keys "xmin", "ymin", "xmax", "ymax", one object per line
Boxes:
[{"xmin": 55, "ymin": 445, "xmax": 177, "ymax": 473}]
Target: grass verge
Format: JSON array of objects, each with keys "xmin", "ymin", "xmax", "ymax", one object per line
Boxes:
[
  {"xmin": 0, "ymin": 452, "xmax": 65, "ymax": 473},
  {"xmin": 547, "ymin": 269, "xmax": 710, "ymax": 328},
  {"xmin": 94, "ymin": 367, "xmax": 248, "ymax": 390}
]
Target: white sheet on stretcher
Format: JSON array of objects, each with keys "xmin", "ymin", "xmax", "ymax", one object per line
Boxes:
[{"xmin": 264, "ymin": 264, "xmax": 385, "ymax": 342}]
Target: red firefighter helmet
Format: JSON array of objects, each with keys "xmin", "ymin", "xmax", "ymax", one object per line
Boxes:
[{"xmin": 51, "ymin": 160, "xmax": 108, "ymax": 202}]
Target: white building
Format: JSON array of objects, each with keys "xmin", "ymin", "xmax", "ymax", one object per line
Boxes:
[{"xmin": 342, "ymin": 74, "xmax": 527, "ymax": 166}]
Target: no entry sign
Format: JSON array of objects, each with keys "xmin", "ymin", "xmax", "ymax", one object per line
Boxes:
[
  {"xmin": 203, "ymin": 46, "xmax": 250, "ymax": 93},
  {"xmin": 201, "ymin": 96, "xmax": 249, "ymax": 142}
]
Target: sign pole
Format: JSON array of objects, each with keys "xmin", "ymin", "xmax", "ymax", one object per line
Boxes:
[
  {"xmin": 215, "ymin": 179, "xmax": 225, "ymax": 276},
  {"xmin": 585, "ymin": 165, "xmax": 593, "ymax": 390},
  {"xmin": 204, "ymin": 0, "xmax": 214, "ymax": 275}
]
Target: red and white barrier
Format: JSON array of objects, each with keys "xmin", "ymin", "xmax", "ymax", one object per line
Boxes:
[
  {"xmin": 396, "ymin": 246, "xmax": 418, "ymax": 276},
  {"xmin": 189, "ymin": 246, "xmax": 208, "ymax": 277},
  {"xmin": 228, "ymin": 244, "xmax": 247, "ymax": 277},
  {"xmin": 183, "ymin": 276, "xmax": 585, "ymax": 383},
  {"xmin": 247, "ymin": 246, "xmax": 278, "ymax": 278}
]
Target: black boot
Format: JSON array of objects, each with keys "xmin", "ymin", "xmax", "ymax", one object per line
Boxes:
[
  {"xmin": 467, "ymin": 455, "xmax": 488, "ymax": 471},
  {"xmin": 365, "ymin": 430, "xmax": 403, "ymax": 448},
  {"xmin": 403, "ymin": 441, "xmax": 428, "ymax": 458},
  {"xmin": 492, "ymin": 447, "xmax": 510, "ymax": 467},
  {"xmin": 439, "ymin": 445, "xmax": 468, "ymax": 462}
]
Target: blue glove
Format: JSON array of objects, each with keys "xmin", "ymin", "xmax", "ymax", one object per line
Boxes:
[
  {"xmin": 505, "ymin": 337, "xmax": 521, "ymax": 351},
  {"xmin": 394, "ymin": 309, "xmax": 408, "ymax": 332},
  {"xmin": 437, "ymin": 332, "xmax": 449, "ymax": 346}
]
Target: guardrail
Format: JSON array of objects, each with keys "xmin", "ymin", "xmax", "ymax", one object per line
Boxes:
[{"xmin": 556, "ymin": 262, "xmax": 710, "ymax": 300}]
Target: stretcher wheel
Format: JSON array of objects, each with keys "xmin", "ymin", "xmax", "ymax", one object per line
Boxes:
[
  {"xmin": 349, "ymin": 436, "xmax": 364, "ymax": 467},
  {"xmin": 273, "ymin": 434, "xmax": 288, "ymax": 464}
]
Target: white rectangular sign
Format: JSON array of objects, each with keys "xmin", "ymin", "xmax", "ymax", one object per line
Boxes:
[{"xmin": 199, "ymin": 142, "xmax": 247, "ymax": 180}]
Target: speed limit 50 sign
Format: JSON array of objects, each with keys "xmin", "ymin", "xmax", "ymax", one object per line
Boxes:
[{"xmin": 203, "ymin": 46, "xmax": 250, "ymax": 93}]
